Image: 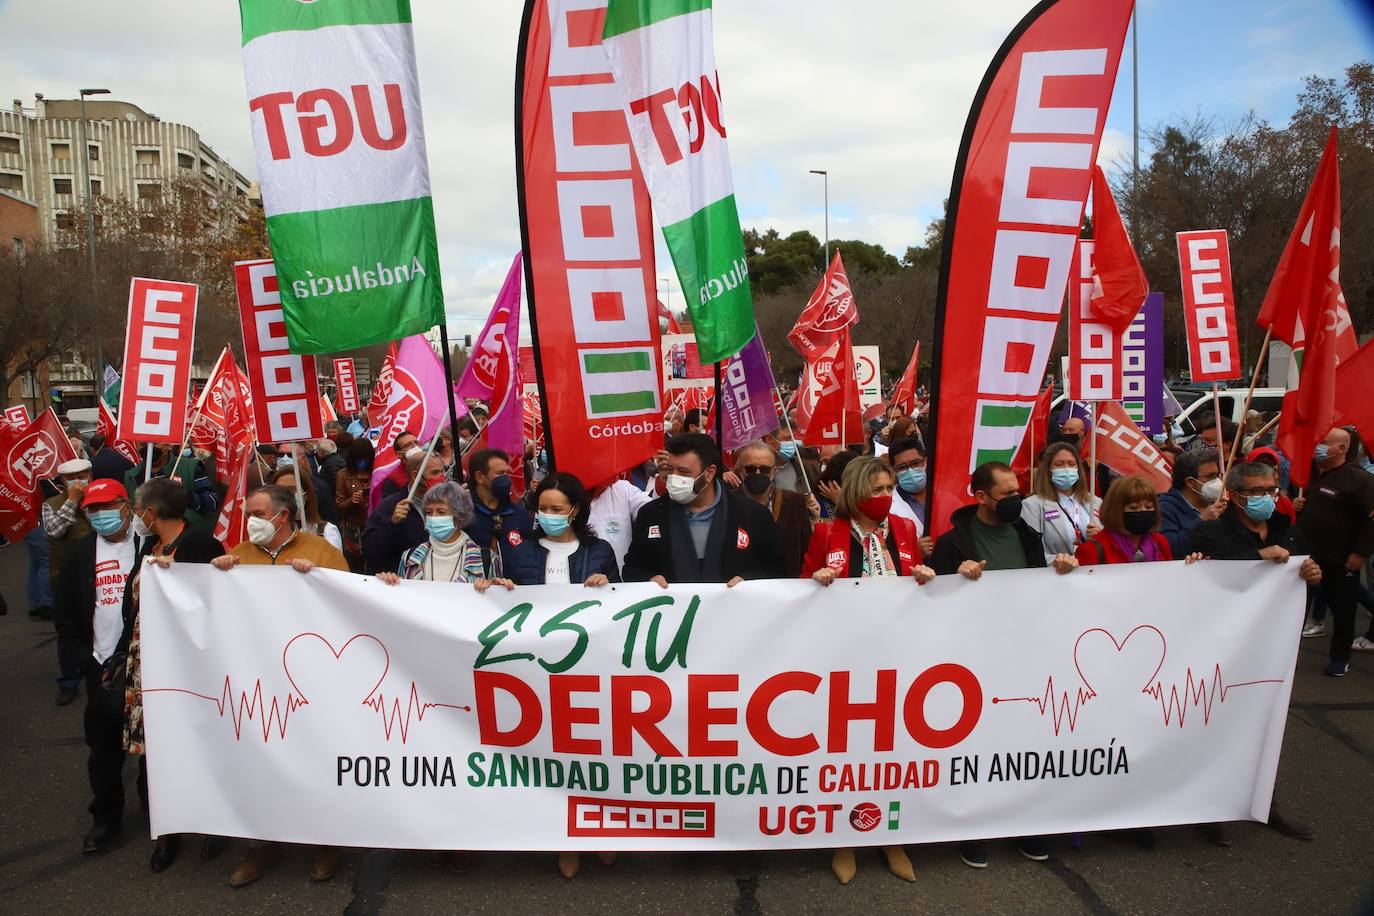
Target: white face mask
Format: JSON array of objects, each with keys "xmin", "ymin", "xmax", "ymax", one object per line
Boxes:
[
  {"xmin": 1199, "ymin": 478, "xmax": 1224, "ymax": 503},
  {"xmin": 132, "ymin": 512, "xmax": 154, "ymax": 539},
  {"xmin": 665, "ymin": 473, "xmax": 702, "ymax": 505},
  {"xmin": 246, "ymin": 514, "xmax": 281, "ymax": 547}
]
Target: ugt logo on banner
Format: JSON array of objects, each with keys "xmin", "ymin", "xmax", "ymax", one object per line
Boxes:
[{"xmin": 117, "ymin": 278, "xmax": 199, "ymax": 444}]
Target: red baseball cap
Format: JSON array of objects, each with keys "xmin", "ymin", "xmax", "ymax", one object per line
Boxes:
[
  {"xmin": 82, "ymin": 478, "xmax": 129, "ymax": 508},
  {"xmin": 1246, "ymin": 447, "xmax": 1281, "ymax": 466}
]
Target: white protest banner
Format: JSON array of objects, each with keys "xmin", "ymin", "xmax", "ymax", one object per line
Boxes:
[
  {"xmin": 140, "ymin": 562, "xmax": 1301, "ymax": 850},
  {"xmin": 235, "ymin": 259, "xmax": 325, "ymax": 444},
  {"xmin": 116, "ymin": 278, "xmax": 198, "ymax": 443}
]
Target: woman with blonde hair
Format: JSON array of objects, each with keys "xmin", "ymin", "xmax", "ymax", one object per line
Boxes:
[
  {"xmin": 800, "ymin": 455, "xmax": 934, "ymax": 885},
  {"xmin": 1021, "ymin": 441, "xmax": 1100, "ymax": 562}
]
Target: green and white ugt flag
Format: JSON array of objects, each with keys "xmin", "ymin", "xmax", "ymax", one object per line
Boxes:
[
  {"xmin": 603, "ymin": 0, "xmax": 754, "ymax": 364},
  {"xmin": 239, "ymin": 0, "xmax": 444, "ymax": 353}
]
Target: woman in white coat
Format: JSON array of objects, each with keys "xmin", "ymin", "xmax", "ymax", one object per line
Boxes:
[{"xmin": 1021, "ymin": 442, "xmax": 1101, "ymax": 562}]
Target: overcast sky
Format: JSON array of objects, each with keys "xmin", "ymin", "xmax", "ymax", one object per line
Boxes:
[{"xmin": 2, "ymin": 0, "xmax": 1371, "ymax": 335}]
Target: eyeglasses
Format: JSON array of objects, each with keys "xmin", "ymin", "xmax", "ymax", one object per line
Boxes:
[
  {"xmin": 892, "ymin": 459, "xmax": 926, "ymax": 473},
  {"xmin": 738, "ymin": 465, "xmax": 773, "ymax": 477},
  {"xmin": 1233, "ymin": 486, "xmax": 1280, "ymax": 499}
]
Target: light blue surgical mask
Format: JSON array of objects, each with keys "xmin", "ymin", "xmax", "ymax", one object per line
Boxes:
[
  {"xmin": 276, "ymin": 455, "xmax": 294, "ymax": 470},
  {"xmin": 538, "ymin": 511, "xmax": 571, "ymax": 536},
  {"xmin": 88, "ymin": 509, "xmax": 125, "ymax": 538},
  {"xmin": 778, "ymin": 441, "xmax": 798, "ymax": 461},
  {"xmin": 424, "ymin": 516, "xmax": 456, "ymax": 542},
  {"xmin": 1313, "ymin": 444, "xmax": 1330, "ymax": 462},
  {"xmin": 1243, "ymin": 494, "xmax": 1277, "ymax": 521},
  {"xmin": 897, "ymin": 467, "xmax": 926, "ymax": 494},
  {"xmin": 1051, "ymin": 468, "xmax": 1080, "ymax": 491}
]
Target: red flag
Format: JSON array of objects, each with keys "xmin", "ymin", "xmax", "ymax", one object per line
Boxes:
[
  {"xmin": 1088, "ymin": 166, "xmax": 1148, "ymax": 337},
  {"xmin": 1271, "ymin": 128, "xmax": 1345, "ymax": 486},
  {"xmin": 96, "ymin": 398, "xmax": 141, "ymax": 466},
  {"xmin": 1258, "ymin": 128, "xmax": 1356, "ymax": 361},
  {"xmin": 802, "ymin": 331, "xmax": 864, "ymax": 447},
  {"xmin": 1011, "ymin": 384, "xmax": 1054, "ymax": 488},
  {"xmin": 657, "ymin": 299, "xmax": 683, "ymax": 335},
  {"xmin": 891, "ymin": 343, "xmax": 921, "ymax": 416},
  {"xmin": 788, "ymin": 251, "xmax": 858, "ymax": 362},
  {"xmin": 213, "ymin": 442, "xmax": 251, "ymax": 550},
  {"xmin": 366, "ymin": 342, "xmax": 398, "ymax": 430},
  {"xmin": 0, "ymin": 408, "xmax": 80, "ymax": 541},
  {"xmin": 319, "ymin": 394, "xmax": 339, "ymax": 427},
  {"xmin": 1082, "ymin": 401, "xmax": 1172, "ymax": 492},
  {"xmin": 191, "ymin": 348, "xmax": 254, "ymax": 484},
  {"xmin": 1334, "ymin": 338, "xmax": 1374, "ymax": 446}
]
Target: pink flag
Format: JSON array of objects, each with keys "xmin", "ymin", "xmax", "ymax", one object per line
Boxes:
[
  {"xmin": 368, "ymin": 334, "xmax": 464, "ymax": 510},
  {"xmin": 455, "ymin": 254, "xmax": 524, "ymax": 459}
]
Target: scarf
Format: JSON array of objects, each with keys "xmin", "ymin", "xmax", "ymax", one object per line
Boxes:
[
  {"xmin": 851, "ymin": 519, "xmax": 896, "ymax": 577},
  {"xmin": 1107, "ymin": 530, "xmax": 1161, "ymax": 563}
]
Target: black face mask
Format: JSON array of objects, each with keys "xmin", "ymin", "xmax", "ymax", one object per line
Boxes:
[
  {"xmin": 1123, "ymin": 510, "xmax": 1156, "ymax": 536},
  {"xmin": 993, "ymin": 494, "xmax": 1023, "ymax": 523},
  {"xmin": 742, "ymin": 475, "xmax": 772, "ymax": 497}
]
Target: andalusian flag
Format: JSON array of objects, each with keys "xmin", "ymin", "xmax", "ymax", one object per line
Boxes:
[
  {"xmin": 238, "ymin": 0, "xmax": 444, "ymax": 353},
  {"xmin": 603, "ymin": 0, "xmax": 754, "ymax": 364}
]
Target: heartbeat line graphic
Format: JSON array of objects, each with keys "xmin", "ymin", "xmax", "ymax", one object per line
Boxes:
[
  {"xmin": 143, "ymin": 632, "xmax": 470, "ymax": 744},
  {"xmin": 362, "ymin": 683, "xmax": 471, "ymax": 743},
  {"xmin": 992, "ymin": 625, "xmax": 1285, "ymax": 734},
  {"xmin": 1146, "ymin": 665, "xmax": 1283, "ymax": 728},
  {"xmin": 991, "ymin": 677, "xmax": 1095, "ymax": 737}
]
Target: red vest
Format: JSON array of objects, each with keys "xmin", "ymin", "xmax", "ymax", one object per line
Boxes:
[{"xmin": 802, "ymin": 515, "xmax": 922, "ymax": 578}]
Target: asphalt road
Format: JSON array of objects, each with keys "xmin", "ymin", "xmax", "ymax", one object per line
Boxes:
[{"xmin": 2, "ymin": 542, "xmax": 1372, "ymax": 916}]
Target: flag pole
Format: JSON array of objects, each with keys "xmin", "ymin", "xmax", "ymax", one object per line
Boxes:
[
  {"xmin": 713, "ymin": 361, "xmax": 724, "ymax": 446},
  {"xmin": 774, "ymin": 391, "xmax": 812, "ymax": 495},
  {"xmin": 1089, "ymin": 401, "xmax": 1100, "ymax": 498},
  {"xmin": 290, "ymin": 449, "xmax": 308, "ymax": 530},
  {"xmin": 1212, "ymin": 381, "xmax": 1228, "ymax": 478},
  {"xmin": 436, "ymin": 322, "xmax": 466, "ymax": 484},
  {"xmin": 406, "ymin": 408, "xmax": 449, "ymax": 504},
  {"xmin": 1227, "ymin": 326, "xmax": 1273, "ymax": 470}
]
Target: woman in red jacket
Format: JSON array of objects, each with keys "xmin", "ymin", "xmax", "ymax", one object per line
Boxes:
[
  {"xmin": 803, "ymin": 456, "xmax": 936, "ymax": 585},
  {"xmin": 801, "ymin": 456, "xmax": 934, "ymax": 885},
  {"xmin": 1076, "ymin": 474, "xmax": 1205, "ymax": 565}
]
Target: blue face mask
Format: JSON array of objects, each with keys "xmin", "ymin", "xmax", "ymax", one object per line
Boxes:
[
  {"xmin": 88, "ymin": 509, "xmax": 125, "ymax": 538},
  {"xmin": 778, "ymin": 441, "xmax": 798, "ymax": 460},
  {"xmin": 276, "ymin": 455, "xmax": 294, "ymax": 470},
  {"xmin": 1050, "ymin": 468, "xmax": 1080, "ymax": 491},
  {"xmin": 538, "ymin": 511, "xmax": 571, "ymax": 536},
  {"xmin": 1243, "ymin": 494, "xmax": 1277, "ymax": 521},
  {"xmin": 1313, "ymin": 444, "xmax": 1330, "ymax": 462},
  {"xmin": 424, "ymin": 516, "xmax": 456, "ymax": 541},
  {"xmin": 897, "ymin": 467, "xmax": 926, "ymax": 494},
  {"xmin": 489, "ymin": 474, "xmax": 513, "ymax": 501}
]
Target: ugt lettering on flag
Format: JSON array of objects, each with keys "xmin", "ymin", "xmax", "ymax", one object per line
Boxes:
[
  {"xmin": 603, "ymin": 0, "xmax": 754, "ymax": 364},
  {"xmin": 238, "ymin": 0, "xmax": 445, "ymax": 353}
]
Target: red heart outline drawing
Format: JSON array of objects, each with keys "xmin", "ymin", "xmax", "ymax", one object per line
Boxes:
[
  {"xmin": 1073, "ymin": 625, "xmax": 1166, "ymax": 697},
  {"xmin": 282, "ymin": 633, "xmax": 390, "ymax": 705}
]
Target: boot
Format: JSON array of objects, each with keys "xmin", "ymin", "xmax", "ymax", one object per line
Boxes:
[
  {"xmin": 229, "ymin": 845, "xmax": 275, "ymax": 888},
  {"xmin": 882, "ymin": 845, "xmax": 916, "ymax": 881},
  {"xmin": 309, "ymin": 847, "xmax": 341, "ymax": 882},
  {"xmin": 830, "ymin": 847, "xmax": 857, "ymax": 884},
  {"xmin": 558, "ymin": 852, "xmax": 580, "ymax": 879}
]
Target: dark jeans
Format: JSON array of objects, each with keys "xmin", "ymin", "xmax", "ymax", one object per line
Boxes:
[
  {"xmin": 23, "ymin": 528, "xmax": 51, "ymax": 609},
  {"xmin": 1318, "ymin": 565, "xmax": 1360, "ymax": 665},
  {"xmin": 1309, "ymin": 580, "xmax": 1374, "ymax": 640},
  {"xmin": 83, "ymin": 659, "xmax": 146, "ymax": 827}
]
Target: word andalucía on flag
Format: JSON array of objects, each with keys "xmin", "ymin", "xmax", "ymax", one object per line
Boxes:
[
  {"xmin": 455, "ymin": 254, "xmax": 524, "ymax": 460},
  {"xmin": 1257, "ymin": 128, "xmax": 1352, "ymax": 486},
  {"xmin": 237, "ymin": 0, "xmax": 445, "ymax": 353},
  {"xmin": 602, "ymin": 0, "xmax": 754, "ymax": 364},
  {"xmin": 927, "ymin": 0, "xmax": 1134, "ymax": 536},
  {"xmin": 517, "ymin": 0, "xmax": 663, "ymax": 488}
]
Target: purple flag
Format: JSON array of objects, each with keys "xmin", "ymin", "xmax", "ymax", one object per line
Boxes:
[
  {"xmin": 719, "ymin": 331, "xmax": 780, "ymax": 451},
  {"xmin": 455, "ymin": 254, "xmax": 524, "ymax": 459},
  {"xmin": 1121, "ymin": 292, "xmax": 1164, "ymax": 435}
]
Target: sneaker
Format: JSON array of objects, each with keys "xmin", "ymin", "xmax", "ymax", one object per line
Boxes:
[
  {"xmin": 1302, "ymin": 621, "xmax": 1328, "ymax": 638},
  {"xmin": 1352, "ymin": 636, "xmax": 1374, "ymax": 652},
  {"xmin": 959, "ymin": 840, "xmax": 988, "ymax": 869},
  {"xmin": 55, "ymin": 684, "xmax": 79, "ymax": 706},
  {"xmin": 1018, "ymin": 837, "xmax": 1051, "ymax": 861},
  {"xmin": 1325, "ymin": 660, "xmax": 1350, "ymax": 677}
]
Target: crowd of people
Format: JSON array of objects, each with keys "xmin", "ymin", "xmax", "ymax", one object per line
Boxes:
[{"xmin": 11, "ymin": 386, "xmax": 1362, "ymax": 888}]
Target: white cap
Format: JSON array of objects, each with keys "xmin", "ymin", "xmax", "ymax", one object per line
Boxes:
[{"xmin": 56, "ymin": 458, "xmax": 92, "ymax": 476}]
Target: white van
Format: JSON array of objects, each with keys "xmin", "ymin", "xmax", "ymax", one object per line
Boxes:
[{"xmin": 1172, "ymin": 388, "xmax": 1286, "ymax": 442}]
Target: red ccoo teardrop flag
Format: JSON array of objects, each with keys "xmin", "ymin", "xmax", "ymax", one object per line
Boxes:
[{"xmin": 1088, "ymin": 166, "xmax": 1148, "ymax": 338}]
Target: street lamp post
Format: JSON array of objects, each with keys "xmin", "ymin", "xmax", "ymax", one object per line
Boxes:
[
  {"xmin": 78, "ymin": 88, "xmax": 110, "ymax": 401},
  {"xmin": 809, "ymin": 169, "xmax": 829, "ymax": 265}
]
